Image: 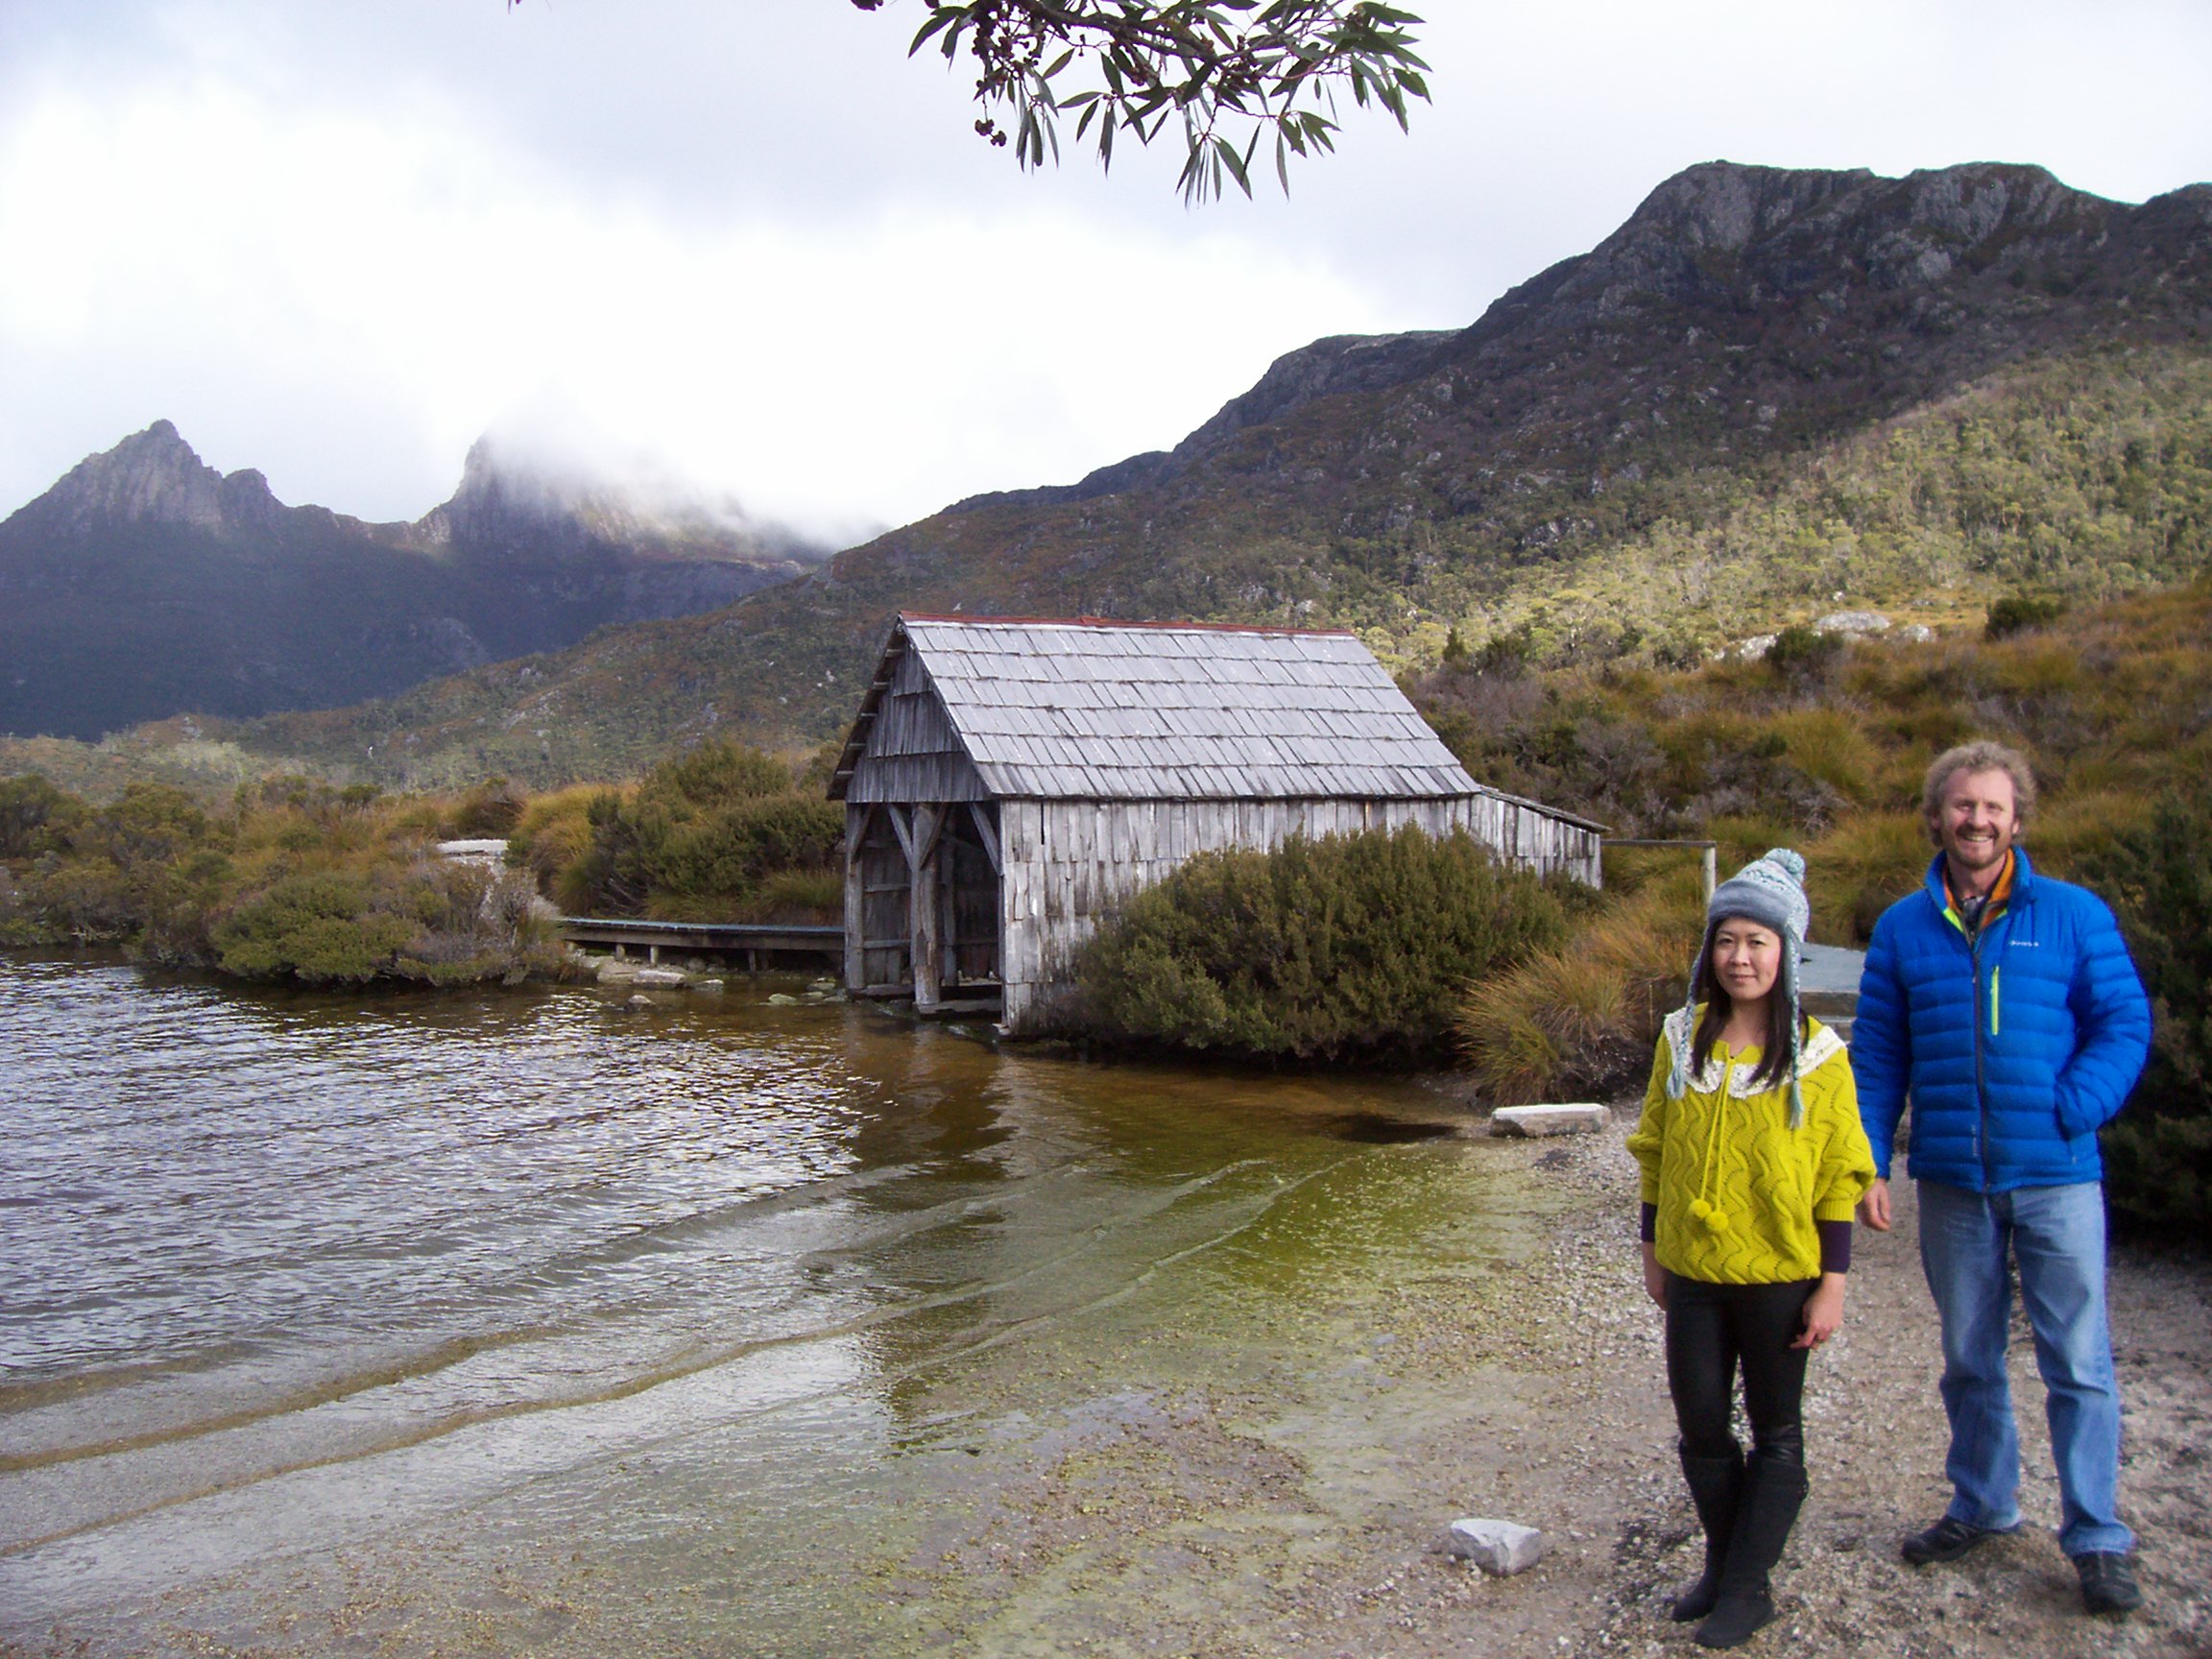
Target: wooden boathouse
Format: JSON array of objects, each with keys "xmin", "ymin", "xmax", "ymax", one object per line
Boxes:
[{"xmin": 828, "ymin": 613, "xmax": 1605, "ymax": 1034}]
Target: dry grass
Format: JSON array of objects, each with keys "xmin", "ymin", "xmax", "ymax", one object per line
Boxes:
[{"xmin": 1456, "ymin": 867, "xmax": 1704, "ymax": 1104}]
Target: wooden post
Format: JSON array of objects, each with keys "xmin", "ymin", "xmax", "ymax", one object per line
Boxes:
[
  {"xmin": 844, "ymin": 804, "xmax": 868, "ymax": 992},
  {"xmin": 911, "ymin": 804, "xmax": 942, "ymax": 1012},
  {"xmin": 1701, "ymin": 845, "xmax": 1718, "ymax": 905}
]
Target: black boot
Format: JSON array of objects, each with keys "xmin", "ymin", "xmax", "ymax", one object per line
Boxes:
[
  {"xmin": 1695, "ymin": 1455, "xmax": 1806, "ymax": 1649},
  {"xmin": 1671, "ymin": 1448, "xmax": 1743, "ymax": 1622}
]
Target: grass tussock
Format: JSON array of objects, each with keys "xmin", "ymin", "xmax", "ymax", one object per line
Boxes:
[{"xmin": 1455, "ymin": 867, "xmax": 1706, "ymax": 1104}]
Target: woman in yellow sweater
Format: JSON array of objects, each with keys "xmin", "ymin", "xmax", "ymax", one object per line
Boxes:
[{"xmin": 1624, "ymin": 848, "xmax": 1876, "ymax": 1649}]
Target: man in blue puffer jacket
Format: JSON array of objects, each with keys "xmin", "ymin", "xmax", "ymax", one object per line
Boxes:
[{"xmin": 1854, "ymin": 740, "xmax": 2152, "ymax": 1618}]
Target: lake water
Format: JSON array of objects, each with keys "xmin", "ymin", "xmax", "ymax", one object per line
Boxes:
[{"xmin": 0, "ymin": 954, "xmax": 1556, "ymax": 1657}]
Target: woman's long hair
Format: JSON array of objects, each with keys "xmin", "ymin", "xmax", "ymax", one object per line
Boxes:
[{"xmin": 1689, "ymin": 926, "xmax": 1802, "ymax": 1090}]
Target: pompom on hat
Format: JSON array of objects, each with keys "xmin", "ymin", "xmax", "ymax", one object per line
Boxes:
[{"xmin": 1666, "ymin": 847, "xmax": 1814, "ymax": 1127}]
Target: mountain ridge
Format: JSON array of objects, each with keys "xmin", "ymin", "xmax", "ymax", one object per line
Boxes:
[
  {"xmin": 0, "ymin": 423, "xmax": 831, "ymax": 741},
  {"xmin": 12, "ymin": 158, "xmax": 2211, "ymax": 791}
]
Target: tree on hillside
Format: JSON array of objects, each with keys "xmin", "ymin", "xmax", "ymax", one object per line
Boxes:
[{"xmin": 874, "ymin": 0, "xmax": 1428, "ymax": 201}]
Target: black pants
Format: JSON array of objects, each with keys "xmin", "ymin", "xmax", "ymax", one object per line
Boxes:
[{"xmin": 1665, "ymin": 1273, "xmax": 1815, "ymax": 1467}]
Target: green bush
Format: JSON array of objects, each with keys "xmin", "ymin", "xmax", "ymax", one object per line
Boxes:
[
  {"xmin": 212, "ymin": 873, "xmax": 418, "ymax": 981},
  {"xmin": 2076, "ymin": 783, "xmax": 2212, "ymax": 1242},
  {"xmin": 565, "ymin": 740, "xmax": 844, "ymax": 922},
  {"xmin": 1073, "ymin": 827, "xmax": 1570, "ymax": 1065},
  {"xmin": 1984, "ymin": 593, "xmax": 2067, "ymax": 640},
  {"xmin": 1766, "ymin": 624, "xmax": 1843, "ymax": 685},
  {"xmin": 0, "ymin": 773, "xmax": 86, "ymax": 860}
]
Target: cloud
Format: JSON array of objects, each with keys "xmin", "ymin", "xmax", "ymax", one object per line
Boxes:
[
  {"xmin": 2, "ymin": 0, "xmax": 2208, "ymax": 540},
  {"xmin": 0, "ymin": 49, "xmax": 1386, "ymax": 536}
]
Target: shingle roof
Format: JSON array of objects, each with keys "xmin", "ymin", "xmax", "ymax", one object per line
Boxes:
[{"xmin": 835, "ymin": 613, "xmax": 1523, "ymax": 805}]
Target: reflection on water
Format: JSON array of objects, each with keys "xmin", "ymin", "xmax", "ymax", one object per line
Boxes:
[{"xmin": 0, "ymin": 954, "xmax": 1511, "ymax": 1653}]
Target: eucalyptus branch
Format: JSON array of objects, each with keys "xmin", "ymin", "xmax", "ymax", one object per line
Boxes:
[{"xmin": 864, "ymin": 0, "xmax": 1429, "ymax": 204}]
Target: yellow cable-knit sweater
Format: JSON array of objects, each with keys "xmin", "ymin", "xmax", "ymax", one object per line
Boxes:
[{"xmin": 1624, "ymin": 1005, "xmax": 1876, "ymax": 1285}]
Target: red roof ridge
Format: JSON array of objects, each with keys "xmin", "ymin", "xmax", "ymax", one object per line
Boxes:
[{"xmin": 897, "ymin": 611, "xmax": 1358, "ymax": 638}]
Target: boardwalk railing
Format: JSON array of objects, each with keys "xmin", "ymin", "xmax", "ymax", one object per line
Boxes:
[{"xmin": 558, "ymin": 917, "xmax": 843, "ymax": 972}]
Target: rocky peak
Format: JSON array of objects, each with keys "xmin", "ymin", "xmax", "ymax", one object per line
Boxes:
[
  {"xmin": 1547, "ymin": 159, "xmax": 2130, "ymax": 314},
  {"xmin": 25, "ymin": 420, "xmax": 282, "ymax": 535}
]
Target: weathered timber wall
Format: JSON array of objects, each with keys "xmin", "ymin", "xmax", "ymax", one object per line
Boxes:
[
  {"xmin": 844, "ymin": 648, "xmax": 988, "ymax": 805},
  {"xmin": 997, "ymin": 794, "xmax": 1601, "ymax": 1033}
]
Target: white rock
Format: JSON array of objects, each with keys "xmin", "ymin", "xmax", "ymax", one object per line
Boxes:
[
  {"xmin": 1489, "ymin": 1103, "xmax": 1610, "ymax": 1138},
  {"xmin": 693, "ymin": 978, "xmax": 725, "ymax": 995},
  {"xmin": 1896, "ymin": 623, "xmax": 1935, "ymax": 643},
  {"xmin": 1446, "ymin": 1517, "xmax": 1547, "ymax": 1575},
  {"xmin": 436, "ymin": 838, "xmax": 510, "ymax": 864},
  {"xmin": 629, "ymin": 967, "xmax": 689, "ymax": 989},
  {"xmin": 767, "ymin": 993, "xmax": 800, "ymax": 1006},
  {"xmin": 1814, "ymin": 611, "xmax": 1890, "ymax": 635}
]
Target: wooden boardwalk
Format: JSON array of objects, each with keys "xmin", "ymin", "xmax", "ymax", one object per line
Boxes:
[{"xmin": 557, "ymin": 917, "xmax": 842, "ymax": 971}]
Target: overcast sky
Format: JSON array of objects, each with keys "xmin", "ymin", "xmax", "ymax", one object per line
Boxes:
[{"xmin": 3, "ymin": 2, "xmax": 2208, "ymax": 544}]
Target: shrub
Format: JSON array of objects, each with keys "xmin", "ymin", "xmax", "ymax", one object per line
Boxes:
[
  {"xmin": 1766, "ymin": 625, "xmax": 1843, "ymax": 685},
  {"xmin": 1073, "ymin": 827, "xmax": 1569, "ymax": 1065},
  {"xmin": 213, "ymin": 873, "xmax": 418, "ymax": 980},
  {"xmin": 508, "ymin": 785, "xmax": 602, "ymax": 909},
  {"xmin": 1985, "ymin": 593, "xmax": 2067, "ymax": 640},
  {"xmin": 1768, "ymin": 709, "xmax": 1881, "ymax": 807},
  {"xmin": 2074, "ymin": 783, "xmax": 2212, "ymax": 1241},
  {"xmin": 451, "ymin": 777, "xmax": 528, "ymax": 838},
  {"xmin": 0, "ymin": 773, "xmax": 86, "ymax": 860},
  {"xmin": 0, "ymin": 771, "xmax": 555, "ymax": 984},
  {"xmin": 561, "ymin": 740, "xmax": 844, "ymax": 922},
  {"xmin": 1802, "ymin": 812, "xmax": 1928, "ymax": 944}
]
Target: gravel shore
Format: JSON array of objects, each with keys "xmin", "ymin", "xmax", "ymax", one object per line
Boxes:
[
  {"xmin": 897, "ymin": 1109, "xmax": 2212, "ymax": 1659},
  {"xmin": 1452, "ymin": 1117, "xmax": 2212, "ymax": 1659}
]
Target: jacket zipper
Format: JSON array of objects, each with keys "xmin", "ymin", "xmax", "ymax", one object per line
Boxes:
[{"xmin": 1967, "ymin": 914, "xmax": 1993, "ymax": 1192}]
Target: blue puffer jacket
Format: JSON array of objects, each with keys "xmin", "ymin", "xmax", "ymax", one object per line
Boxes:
[{"xmin": 1853, "ymin": 849, "xmax": 2151, "ymax": 1191}]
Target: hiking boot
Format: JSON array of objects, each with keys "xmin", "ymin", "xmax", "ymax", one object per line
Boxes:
[
  {"xmin": 2076, "ymin": 1551, "xmax": 2142, "ymax": 1615},
  {"xmin": 1901, "ymin": 1515, "xmax": 2004, "ymax": 1567}
]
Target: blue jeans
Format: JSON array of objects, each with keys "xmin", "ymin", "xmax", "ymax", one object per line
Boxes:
[{"xmin": 1916, "ymin": 1179, "xmax": 2132, "ymax": 1557}]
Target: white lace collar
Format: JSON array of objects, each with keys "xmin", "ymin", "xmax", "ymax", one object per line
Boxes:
[{"xmin": 1663, "ymin": 1006, "xmax": 1843, "ymax": 1099}]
